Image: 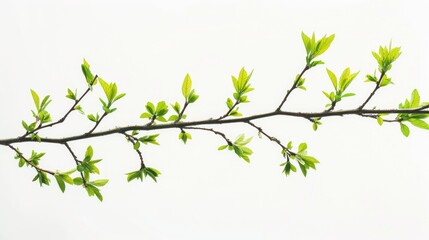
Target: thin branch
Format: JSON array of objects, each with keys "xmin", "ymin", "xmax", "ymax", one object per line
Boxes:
[
  {"xmin": 276, "ymin": 65, "xmax": 309, "ymax": 112},
  {"xmin": 183, "ymin": 126, "xmax": 232, "ymax": 145},
  {"xmin": 122, "ymin": 132, "xmax": 146, "ymax": 169},
  {"xmin": 7, "ymin": 144, "xmax": 55, "ymax": 175},
  {"xmin": 218, "ymin": 99, "xmax": 239, "ymax": 120},
  {"xmin": 63, "ymin": 142, "xmax": 87, "ymax": 187},
  {"xmin": 22, "ymin": 75, "xmax": 98, "ymax": 137},
  {"xmin": 86, "ymin": 111, "xmax": 107, "ymax": 134},
  {"xmin": 1, "ymin": 108, "xmax": 428, "ymax": 146},
  {"xmin": 359, "ymin": 71, "xmax": 385, "ymax": 110},
  {"xmin": 175, "ymin": 101, "xmax": 189, "ymax": 123}
]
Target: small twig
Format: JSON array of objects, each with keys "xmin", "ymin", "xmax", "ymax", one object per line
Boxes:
[
  {"xmin": 218, "ymin": 100, "xmax": 239, "ymax": 120},
  {"xmin": 183, "ymin": 126, "xmax": 232, "ymax": 145},
  {"xmin": 247, "ymin": 121, "xmax": 295, "ymax": 157},
  {"xmin": 63, "ymin": 142, "xmax": 87, "ymax": 186},
  {"xmin": 359, "ymin": 71, "xmax": 385, "ymax": 110},
  {"xmin": 276, "ymin": 65, "xmax": 309, "ymax": 112},
  {"xmin": 175, "ymin": 101, "xmax": 189, "ymax": 123},
  {"xmin": 22, "ymin": 75, "xmax": 98, "ymax": 138},
  {"xmin": 122, "ymin": 132, "xmax": 146, "ymax": 169},
  {"xmin": 86, "ymin": 111, "xmax": 108, "ymax": 134},
  {"xmin": 7, "ymin": 144, "xmax": 55, "ymax": 175}
]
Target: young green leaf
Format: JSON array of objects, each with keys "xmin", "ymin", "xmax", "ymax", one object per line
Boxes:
[
  {"xmin": 182, "ymin": 74, "xmax": 192, "ymax": 99},
  {"xmin": 55, "ymin": 175, "xmax": 66, "ymax": 193},
  {"xmin": 400, "ymin": 123, "xmax": 410, "ymax": 137}
]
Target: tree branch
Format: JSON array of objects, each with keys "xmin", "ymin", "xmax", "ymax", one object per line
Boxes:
[{"xmin": 2, "ymin": 107, "xmax": 428, "ymax": 146}]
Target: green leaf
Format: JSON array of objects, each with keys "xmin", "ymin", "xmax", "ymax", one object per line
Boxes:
[
  {"xmin": 81, "ymin": 59, "xmax": 94, "ymax": 84},
  {"xmin": 85, "ymin": 145, "xmax": 93, "ymax": 161},
  {"xmin": 30, "ymin": 89, "xmax": 40, "ymax": 111},
  {"xmin": 342, "ymin": 93, "xmax": 355, "ymax": 98},
  {"xmin": 410, "ymin": 89, "xmax": 420, "ymax": 108},
  {"xmin": 171, "ymin": 102, "xmax": 181, "ymax": 114},
  {"xmin": 408, "ymin": 118, "xmax": 429, "ymax": 130},
  {"xmin": 188, "ymin": 91, "xmax": 199, "ymax": 103},
  {"xmin": 134, "ymin": 141, "xmax": 141, "ymax": 150},
  {"xmin": 299, "ymin": 163, "xmax": 307, "ymax": 177},
  {"xmin": 168, "ymin": 115, "xmax": 179, "ymax": 121},
  {"xmin": 87, "ymin": 114, "xmax": 97, "ymax": 122},
  {"xmin": 182, "ymin": 73, "xmax": 192, "ymax": 99},
  {"xmin": 55, "ymin": 175, "xmax": 66, "ymax": 193},
  {"xmin": 298, "ymin": 143, "xmax": 307, "ymax": 154},
  {"xmin": 90, "ymin": 179, "xmax": 109, "ymax": 187},
  {"xmin": 73, "ymin": 177, "xmax": 83, "ymax": 185},
  {"xmin": 326, "ymin": 68, "xmax": 337, "ymax": 90},
  {"xmin": 140, "ymin": 112, "xmax": 152, "ymax": 119},
  {"xmin": 301, "ymin": 32, "xmax": 311, "ymax": 54},
  {"xmin": 400, "ymin": 123, "xmax": 410, "ymax": 137},
  {"xmin": 287, "ymin": 141, "xmax": 293, "ymax": 149},
  {"xmin": 226, "ymin": 98, "xmax": 234, "ymax": 109},
  {"xmin": 154, "ymin": 101, "xmax": 168, "ymax": 116},
  {"xmin": 377, "ymin": 116, "xmax": 384, "ymax": 126},
  {"xmin": 218, "ymin": 145, "xmax": 228, "ymax": 150},
  {"xmin": 145, "ymin": 102, "xmax": 155, "ymax": 115},
  {"xmin": 66, "ymin": 88, "xmax": 76, "ymax": 100}
]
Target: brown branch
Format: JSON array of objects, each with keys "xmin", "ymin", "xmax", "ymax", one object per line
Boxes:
[
  {"xmin": 1, "ymin": 108, "xmax": 428, "ymax": 146},
  {"xmin": 183, "ymin": 126, "xmax": 232, "ymax": 145},
  {"xmin": 359, "ymin": 71, "xmax": 385, "ymax": 110},
  {"xmin": 276, "ymin": 65, "xmax": 309, "ymax": 111},
  {"xmin": 86, "ymin": 111, "xmax": 107, "ymax": 134},
  {"xmin": 175, "ymin": 101, "xmax": 189, "ymax": 123},
  {"xmin": 63, "ymin": 142, "xmax": 87, "ymax": 187},
  {"xmin": 247, "ymin": 121, "xmax": 295, "ymax": 156},
  {"xmin": 122, "ymin": 132, "xmax": 146, "ymax": 169},
  {"xmin": 7, "ymin": 144, "xmax": 55, "ymax": 175}
]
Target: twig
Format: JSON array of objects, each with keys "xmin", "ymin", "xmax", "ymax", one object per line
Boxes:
[
  {"xmin": 122, "ymin": 132, "xmax": 146, "ymax": 169},
  {"xmin": 22, "ymin": 75, "xmax": 98, "ymax": 137},
  {"xmin": 276, "ymin": 65, "xmax": 309, "ymax": 111},
  {"xmin": 359, "ymin": 71, "xmax": 385, "ymax": 110},
  {"xmin": 63, "ymin": 142, "xmax": 87, "ymax": 186},
  {"xmin": 183, "ymin": 126, "xmax": 232, "ymax": 145},
  {"xmin": 7, "ymin": 144, "xmax": 55, "ymax": 175}
]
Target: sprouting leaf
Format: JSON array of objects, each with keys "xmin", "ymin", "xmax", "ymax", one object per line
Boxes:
[
  {"xmin": 66, "ymin": 88, "xmax": 76, "ymax": 100},
  {"xmin": 73, "ymin": 177, "xmax": 83, "ymax": 185},
  {"xmin": 298, "ymin": 143, "xmax": 307, "ymax": 154},
  {"xmin": 30, "ymin": 89, "xmax": 40, "ymax": 111},
  {"xmin": 408, "ymin": 118, "xmax": 429, "ymax": 130},
  {"xmin": 90, "ymin": 179, "xmax": 109, "ymax": 187},
  {"xmin": 410, "ymin": 89, "xmax": 420, "ymax": 108},
  {"xmin": 182, "ymin": 74, "xmax": 192, "ymax": 99},
  {"xmin": 377, "ymin": 116, "xmax": 384, "ymax": 126},
  {"xmin": 326, "ymin": 68, "xmax": 337, "ymax": 90},
  {"xmin": 400, "ymin": 123, "xmax": 410, "ymax": 137},
  {"xmin": 218, "ymin": 145, "xmax": 228, "ymax": 150},
  {"xmin": 81, "ymin": 59, "xmax": 95, "ymax": 84},
  {"xmin": 84, "ymin": 145, "xmax": 93, "ymax": 161},
  {"xmin": 55, "ymin": 175, "xmax": 66, "ymax": 193}
]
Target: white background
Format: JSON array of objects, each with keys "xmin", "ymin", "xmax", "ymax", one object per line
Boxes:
[{"xmin": 1, "ymin": 0, "xmax": 428, "ymax": 239}]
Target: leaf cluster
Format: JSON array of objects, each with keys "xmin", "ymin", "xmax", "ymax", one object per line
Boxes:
[
  {"xmin": 301, "ymin": 32, "xmax": 335, "ymax": 68},
  {"xmin": 225, "ymin": 68, "xmax": 254, "ymax": 117},
  {"xmin": 127, "ymin": 167, "xmax": 161, "ymax": 182},
  {"xmin": 372, "ymin": 43, "xmax": 401, "ymax": 73},
  {"xmin": 397, "ymin": 89, "xmax": 429, "ymax": 137},
  {"xmin": 281, "ymin": 142, "xmax": 319, "ymax": 177},
  {"xmin": 140, "ymin": 101, "xmax": 169, "ymax": 123},
  {"xmin": 218, "ymin": 134, "xmax": 253, "ymax": 162},
  {"xmin": 323, "ymin": 68, "xmax": 359, "ymax": 107}
]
